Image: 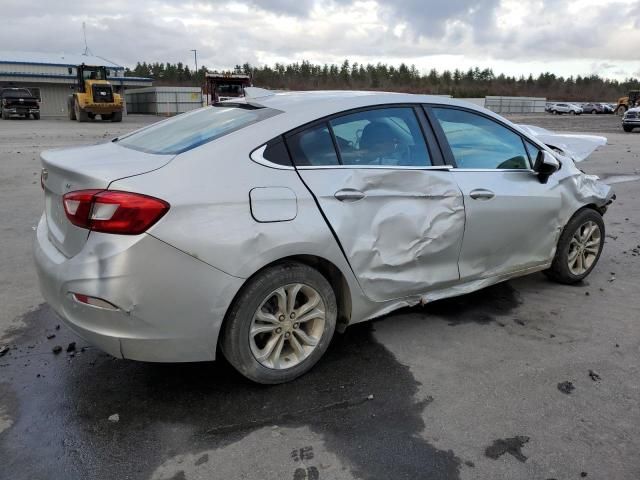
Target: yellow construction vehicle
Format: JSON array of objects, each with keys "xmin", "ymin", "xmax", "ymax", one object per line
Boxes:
[
  {"xmin": 68, "ymin": 64, "xmax": 123, "ymax": 122},
  {"xmin": 614, "ymin": 90, "xmax": 640, "ymax": 116}
]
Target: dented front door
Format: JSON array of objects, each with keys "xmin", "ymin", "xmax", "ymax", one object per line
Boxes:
[{"xmin": 296, "ymin": 167, "xmax": 465, "ymax": 302}]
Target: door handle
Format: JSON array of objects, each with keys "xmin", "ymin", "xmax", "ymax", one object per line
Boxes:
[
  {"xmin": 334, "ymin": 189, "xmax": 366, "ymax": 202},
  {"xmin": 469, "ymin": 188, "xmax": 495, "ymax": 200}
]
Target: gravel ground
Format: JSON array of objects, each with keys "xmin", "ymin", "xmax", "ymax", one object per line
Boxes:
[{"xmin": 0, "ymin": 112, "xmax": 639, "ymax": 480}]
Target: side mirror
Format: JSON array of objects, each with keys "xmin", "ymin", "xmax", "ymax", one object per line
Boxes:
[{"xmin": 534, "ymin": 150, "xmax": 559, "ymax": 184}]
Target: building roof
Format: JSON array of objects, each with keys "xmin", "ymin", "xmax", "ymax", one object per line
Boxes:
[{"xmin": 0, "ymin": 51, "xmax": 123, "ymax": 69}]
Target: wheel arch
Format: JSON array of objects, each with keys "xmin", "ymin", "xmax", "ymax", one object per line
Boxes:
[{"xmin": 218, "ymin": 254, "xmax": 353, "ymax": 355}]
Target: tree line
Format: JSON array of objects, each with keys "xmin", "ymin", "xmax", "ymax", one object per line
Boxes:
[{"xmin": 125, "ymin": 60, "xmax": 640, "ymax": 101}]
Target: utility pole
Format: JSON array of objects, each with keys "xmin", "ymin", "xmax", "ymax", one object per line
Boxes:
[{"xmin": 190, "ymin": 49, "xmax": 198, "ymax": 76}]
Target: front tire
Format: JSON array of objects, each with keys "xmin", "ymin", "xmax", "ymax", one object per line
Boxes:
[
  {"xmin": 111, "ymin": 111, "xmax": 123, "ymax": 122},
  {"xmin": 221, "ymin": 262, "xmax": 337, "ymax": 384},
  {"xmin": 545, "ymin": 209, "xmax": 605, "ymax": 284},
  {"xmin": 74, "ymin": 99, "xmax": 88, "ymax": 122},
  {"xmin": 623, "ymin": 125, "xmax": 634, "ymax": 132}
]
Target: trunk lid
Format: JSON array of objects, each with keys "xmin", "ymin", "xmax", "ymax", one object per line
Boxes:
[{"xmin": 41, "ymin": 142, "xmax": 174, "ymax": 257}]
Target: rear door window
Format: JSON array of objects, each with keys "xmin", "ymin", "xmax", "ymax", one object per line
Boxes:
[
  {"xmin": 287, "ymin": 124, "xmax": 340, "ymax": 166},
  {"xmin": 117, "ymin": 104, "xmax": 280, "ymax": 155},
  {"xmin": 329, "ymin": 107, "xmax": 432, "ymax": 166}
]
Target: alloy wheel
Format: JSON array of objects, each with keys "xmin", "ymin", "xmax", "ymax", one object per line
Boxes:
[
  {"xmin": 249, "ymin": 283, "xmax": 326, "ymax": 369},
  {"xmin": 567, "ymin": 220, "xmax": 602, "ymax": 275}
]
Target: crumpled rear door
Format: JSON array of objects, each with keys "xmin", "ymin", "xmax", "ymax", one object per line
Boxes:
[{"xmin": 296, "ymin": 167, "xmax": 465, "ymax": 302}]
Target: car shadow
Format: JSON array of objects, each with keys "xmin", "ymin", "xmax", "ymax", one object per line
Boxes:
[{"xmin": 0, "ymin": 282, "xmax": 528, "ymax": 479}]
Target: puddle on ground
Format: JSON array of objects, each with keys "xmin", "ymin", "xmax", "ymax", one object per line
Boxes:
[{"xmin": 0, "ymin": 304, "xmax": 461, "ymax": 480}]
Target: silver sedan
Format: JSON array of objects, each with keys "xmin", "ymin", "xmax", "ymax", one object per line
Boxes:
[{"xmin": 34, "ymin": 90, "xmax": 614, "ymax": 383}]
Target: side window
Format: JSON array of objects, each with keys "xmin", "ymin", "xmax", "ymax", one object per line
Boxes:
[
  {"xmin": 432, "ymin": 108, "xmax": 530, "ymax": 170},
  {"xmin": 329, "ymin": 107, "xmax": 432, "ymax": 166},
  {"xmin": 262, "ymin": 138, "xmax": 292, "ymax": 167},
  {"xmin": 288, "ymin": 124, "xmax": 340, "ymax": 166}
]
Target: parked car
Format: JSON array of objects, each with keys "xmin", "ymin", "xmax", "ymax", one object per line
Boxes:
[
  {"xmin": 582, "ymin": 103, "xmax": 606, "ymax": 114},
  {"xmin": 1, "ymin": 87, "xmax": 40, "ymax": 119},
  {"xmin": 548, "ymin": 103, "xmax": 583, "ymax": 115},
  {"xmin": 34, "ymin": 90, "xmax": 614, "ymax": 384},
  {"xmin": 601, "ymin": 103, "xmax": 615, "ymax": 114},
  {"xmin": 622, "ymin": 107, "xmax": 640, "ymax": 132}
]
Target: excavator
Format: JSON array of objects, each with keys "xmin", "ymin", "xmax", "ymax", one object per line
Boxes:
[
  {"xmin": 614, "ymin": 90, "xmax": 640, "ymax": 115},
  {"xmin": 68, "ymin": 64, "xmax": 123, "ymax": 122}
]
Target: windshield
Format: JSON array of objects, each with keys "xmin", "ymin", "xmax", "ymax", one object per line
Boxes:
[
  {"xmin": 2, "ymin": 89, "xmax": 33, "ymax": 98},
  {"xmin": 83, "ymin": 68, "xmax": 106, "ymax": 80},
  {"xmin": 117, "ymin": 104, "xmax": 280, "ymax": 155}
]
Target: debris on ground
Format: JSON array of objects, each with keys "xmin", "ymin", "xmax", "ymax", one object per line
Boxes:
[
  {"xmin": 66, "ymin": 342, "xmax": 76, "ymax": 353},
  {"xmin": 52, "ymin": 346, "xmax": 62, "ymax": 354},
  {"xmin": 108, "ymin": 414, "xmax": 120, "ymax": 423},
  {"xmin": 581, "ymin": 472, "xmax": 588, "ymax": 477},
  {"xmin": 484, "ymin": 436, "xmax": 530, "ymax": 462},
  {"xmin": 46, "ymin": 333, "xmax": 56, "ymax": 339},
  {"xmin": 557, "ymin": 381, "xmax": 575, "ymax": 394},
  {"xmin": 0, "ymin": 345, "xmax": 9, "ymax": 357},
  {"xmin": 367, "ymin": 394, "xmax": 374, "ymax": 400},
  {"xmin": 588, "ymin": 370, "xmax": 601, "ymax": 382},
  {"xmin": 55, "ymin": 324, "xmax": 60, "ymax": 330}
]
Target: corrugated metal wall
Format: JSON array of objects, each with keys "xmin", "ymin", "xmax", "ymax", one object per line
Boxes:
[
  {"xmin": 40, "ymin": 84, "xmax": 73, "ymax": 116},
  {"xmin": 125, "ymin": 87, "xmax": 203, "ymax": 115},
  {"xmin": 484, "ymin": 96, "xmax": 547, "ymax": 114}
]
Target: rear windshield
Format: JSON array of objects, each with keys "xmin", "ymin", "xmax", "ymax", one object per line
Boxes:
[
  {"xmin": 117, "ymin": 104, "xmax": 280, "ymax": 155},
  {"xmin": 2, "ymin": 89, "xmax": 33, "ymax": 98}
]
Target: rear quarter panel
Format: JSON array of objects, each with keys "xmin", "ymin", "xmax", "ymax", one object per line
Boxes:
[{"xmin": 109, "ymin": 125, "xmax": 368, "ymax": 315}]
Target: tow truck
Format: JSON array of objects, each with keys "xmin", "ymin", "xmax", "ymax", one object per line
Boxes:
[{"xmin": 205, "ymin": 73, "xmax": 252, "ymax": 103}]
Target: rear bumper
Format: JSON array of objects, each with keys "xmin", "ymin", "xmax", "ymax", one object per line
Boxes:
[{"xmin": 34, "ymin": 215, "xmax": 243, "ymax": 362}]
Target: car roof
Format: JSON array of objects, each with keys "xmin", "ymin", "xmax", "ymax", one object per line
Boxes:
[
  {"xmin": 230, "ymin": 89, "xmax": 500, "ymax": 128},
  {"xmin": 245, "ymin": 90, "xmax": 475, "ymax": 111}
]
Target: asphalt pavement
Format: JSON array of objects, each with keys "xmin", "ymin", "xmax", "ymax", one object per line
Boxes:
[{"xmin": 1, "ymin": 112, "xmax": 639, "ymax": 480}]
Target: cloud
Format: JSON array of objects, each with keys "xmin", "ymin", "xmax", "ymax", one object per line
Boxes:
[{"xmin": 0, "ymin": 0, "xmax": 638, "ymax": 80}]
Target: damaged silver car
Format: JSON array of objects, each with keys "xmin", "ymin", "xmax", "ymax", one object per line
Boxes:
[{"xmin": 34, "ymin": 90, "xmax": 614, "ymax": 384}]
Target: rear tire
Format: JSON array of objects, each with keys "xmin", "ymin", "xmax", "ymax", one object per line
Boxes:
[
  {"xmin": 545, "ymin": 209, "xmax": 605, "ymax": 284},
  {"xmin": 2, "ymin": 110, "xmax": 9, "ymax": 120},
  {"xmin": 616, "ymin": 106, "xmax": 627, "ymax": 116},
  {"xmin": 111, "ymin": 111, "xmax": 123, "ymax": 122},
  {"xmin": 33, "ymin": 113, "xmax": 40, "ymax": 120},
  {"xmin": 221, "ymin": 262, "xmax": 337, "ymax": 384}
]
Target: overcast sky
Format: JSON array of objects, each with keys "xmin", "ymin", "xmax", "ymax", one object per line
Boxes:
[{"xmin": 1, "ymin": 0, "xmax": 639, "ymax": 80}]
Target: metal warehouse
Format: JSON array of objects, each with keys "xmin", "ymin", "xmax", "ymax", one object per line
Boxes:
[{"xmin": 0, "ymin": 51, "xmax": 152, "ymax": 117}]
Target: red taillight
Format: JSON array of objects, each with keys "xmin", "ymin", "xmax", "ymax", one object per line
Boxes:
[{"xmin": 62, "ymin": 190, "xmax": 169, "ymax": 235}]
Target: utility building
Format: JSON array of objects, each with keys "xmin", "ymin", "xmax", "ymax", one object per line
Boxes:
[{"xmin": 0, "ymin": 51, "xmax": 151, "ymax": 117}]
